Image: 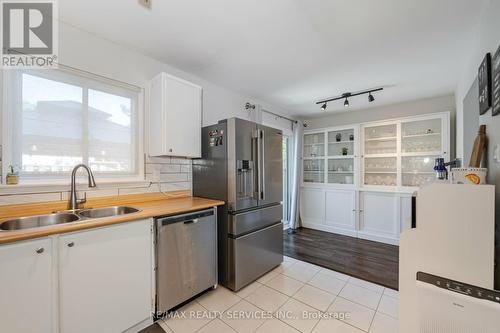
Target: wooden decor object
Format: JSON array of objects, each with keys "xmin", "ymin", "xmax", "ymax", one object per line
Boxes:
[{"xmin": 469, "ymin": 125, "xmax": 487, "ymax": 167}]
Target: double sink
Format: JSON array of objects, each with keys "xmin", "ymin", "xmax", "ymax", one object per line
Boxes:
[{"xmin": 0, "ymin": 206, "xmax": 141, "ymax": 231}]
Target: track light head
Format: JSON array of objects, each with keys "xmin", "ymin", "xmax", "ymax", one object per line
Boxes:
[
  {"xmin": 344, "ymin": 98, "xmax": 349, "ymax": 107},
  {"xmin": 368, "ymin": 93, "xmax": 375, "ymax": 103},
  {"xmin": 321, "ymin": 102, "xmax": 327, "ymax": 111}
]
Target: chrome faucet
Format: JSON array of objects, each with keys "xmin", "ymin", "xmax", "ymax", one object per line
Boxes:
[{"xmin": 69, "ymin": 164, "xmax": 97, "ymax": 211}]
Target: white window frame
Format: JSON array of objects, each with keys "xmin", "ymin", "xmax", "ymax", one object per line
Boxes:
[{"xmin": 1, "ymin": 66, "xmax": 145, "ymax": 185}]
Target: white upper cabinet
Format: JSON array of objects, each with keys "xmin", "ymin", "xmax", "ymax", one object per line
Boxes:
[
  {"xmin": 361, "ymin": 112, "xmax": 449, "ymax": 189},
  {"xmin": 149, "ymin": 72, "xmax": 202, "ymax": 158},
  {"xmin": 303, "ymin": 125, "xmax": 359, "ymax": 186},
  {"xmin": 0, "ymin": 238, "xmax": 53, "ymax": 333}
]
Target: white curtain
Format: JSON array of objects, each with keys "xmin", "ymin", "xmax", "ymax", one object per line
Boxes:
[{"xmin": 289, "ymin": 121, "xmax": 303, "ymax": 231}]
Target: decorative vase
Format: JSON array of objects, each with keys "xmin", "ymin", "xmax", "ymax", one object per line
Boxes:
[
  {"xmin": 342, "ymin": 147, "xmax": 348, "ymax": 156},
  {"xmin": 336, "ymin": 133, "xmax": 342, "ymax": 142}
]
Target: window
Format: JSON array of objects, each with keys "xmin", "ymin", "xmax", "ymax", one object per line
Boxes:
[
  {"xmin": 282, "ymin": 136, "xmax": 291, "ymax": 224},
  {"xmin": 3, "ymin": 68, "xmax": 141, "ymax": 181}
]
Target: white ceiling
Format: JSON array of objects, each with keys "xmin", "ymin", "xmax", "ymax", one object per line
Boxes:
[{"xmin": 60, "ymin": 0, "xmax": 485, "ymax": 117}]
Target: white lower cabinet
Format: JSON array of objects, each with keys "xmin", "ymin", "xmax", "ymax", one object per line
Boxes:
[
  {"xmin": 300, "ymin": 187, "xmax": 325, "ymax": 224},
  {"xmin": 0, "ymin": 238, "xmax": 54, "ymax": 333},
  {"xmin": 0, "ymin": 219, "xmax": 153, "ymax": 333},
  {"xmin": 325, "ymin": 190, "xmax": 357, "ymax": 237},
  {"xmin": 358, "ymin": 192, "xmax": 400, "ymax": 244},
  {"xmin": 300, "ymin": 187, "xmax": 412, "ymax": 245},
  {"xmin": 300, "ymin": 188, "xmax": 357, "ymax": 236},
  {"xmin": 59, "ymin": 220, "xmax": 152, "ymax": 333}
]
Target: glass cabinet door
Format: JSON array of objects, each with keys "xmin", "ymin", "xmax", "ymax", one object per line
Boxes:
[
  {"xmin": 402, "ymin": 155, "xmax": 438, "ymax": 186},
  {"xmin": 364, "ymin": 124, "xmax": 397, "ymax": 155},
  {"xmin": 326, "ymin": 128, "xmax": 356, "ymax": 185},
  {"xmin": 303, "ymin": 159, "xmax": 325, "ymax": 183},
  {"xmin": 303, "ymin": 133, "xmax": 325, "ymax": 158},
  {"xmin": 328, "ymin": 129, "xmax": 355, "ymax": 157},
  {"xmin": 401, "ymin": 118, "xmax": 442, "ymax": 154},
  {"xmin": 364, "ymin": 157, "xmax": 397, "ymax": 186},
  {"xmin": 328, "ymin": 158, "xmax": 354, "ymax": 184}
]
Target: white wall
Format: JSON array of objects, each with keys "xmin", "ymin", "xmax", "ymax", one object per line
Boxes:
[
  {"xmin": 303, "ymin": 94, "xmax": 456, "ymax": 157},
  {"xmin": 304, "ymin": 95, "xmax": 455, "ymax": 128},
  {"xmin": 454, "ymin": 0, "xmax": 500, "ymax": 289},
  {"xmin": 57, "ymin": 23, "xmax": 292, "ymax": 128},
  {"xmin": 0, "ymin": 22, "xmax": 293, "ymax": 204}
]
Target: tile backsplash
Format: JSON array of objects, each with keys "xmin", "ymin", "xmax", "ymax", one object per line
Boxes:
[{"xmin": 0, "ymin": 154, "xmax": 193, "ymax": 206}]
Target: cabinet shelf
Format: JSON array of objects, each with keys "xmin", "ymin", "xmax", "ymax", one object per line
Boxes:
[
  {"xmin": 363, "ymin": 153, "xmax": 397, "ymax": 158},
  {"xmin": 328, "ymin": 155, "xmax": 355, "ymax": 159},
  {"xmin": 365, "ymin": 136, "xmax": 397, "ymax": 142},
  {"xmin": 328, "ymin": 171, "xmax": 354, "ymax": 174},
  {"xmin": 402, "ymin": 171, "xmax": 434, "ymax": 174},
  {"xmin": 402, "ymin": 133, "xmax": 441, "ymax": 139},
  {"xmin": 304, "ymin": 143, "xmax": 325, "ymax": 146},
  {"xmin": 401, "ymin": 151, "xmax": 442, "ymax": 157},
  {"xmin": 365, "ymin": 171, "xmax": 397, "ymax": 174},
  {"xmin": 328, "ymin": 140, "xmax": 354, "ymax": 144}
]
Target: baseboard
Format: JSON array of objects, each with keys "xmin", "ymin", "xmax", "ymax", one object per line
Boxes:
[
  {"xmin": 302, "ymin": 221, "xmax": 399, "ymax": 245},
  {"xmin": 302, "ymin": 221, "xmax": 357, "ymax": 238},
  {"xmin": 357, "ymin": 231, "xmax": 399, "ymax": 245}
]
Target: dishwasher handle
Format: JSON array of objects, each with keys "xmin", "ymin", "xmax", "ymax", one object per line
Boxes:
[{"xmin": 157, "ymin": 209, "xmax": 214, "ymax": 226}]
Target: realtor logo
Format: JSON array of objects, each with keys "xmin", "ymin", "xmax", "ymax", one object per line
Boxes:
[{"xmin": 1, "ymin": 0, "xmax": 58, "ymax": 68}]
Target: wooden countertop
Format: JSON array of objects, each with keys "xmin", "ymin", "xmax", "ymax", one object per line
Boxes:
[{"xmin": 0, "ymin": 191, "xmax": 224, "ymax": 245}]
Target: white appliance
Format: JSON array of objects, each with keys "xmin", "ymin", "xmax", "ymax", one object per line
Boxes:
[
  {"xmin": 400, "ymin": 183, "xmax": 496, "ymax": 333},
  {"xmin": 416, "ymin": 272, "xmax": 500, "ymax": 333}
]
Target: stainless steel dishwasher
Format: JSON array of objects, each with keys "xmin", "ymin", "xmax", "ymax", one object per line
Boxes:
[{"xmin": 155, "ymin": 208, "xmax": 217, "ymax": 315}]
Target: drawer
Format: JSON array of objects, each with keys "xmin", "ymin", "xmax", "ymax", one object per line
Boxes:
[
  {"xmin": 228, "ymin": 204, "xmax": 282, "ymax": 236},
  {"xmin": 228, "ymin": 222, "xmax": 283, "ymax": 291}
]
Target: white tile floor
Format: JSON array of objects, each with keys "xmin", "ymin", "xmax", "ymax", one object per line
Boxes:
[{"xmin": 159, "ymin": 256, "xmax": 399, "ymax": 333}]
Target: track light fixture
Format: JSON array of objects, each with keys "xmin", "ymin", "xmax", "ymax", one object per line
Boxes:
[{"xmin": 316, "ymin": 87, "xmax": 383, "ymax": 110}]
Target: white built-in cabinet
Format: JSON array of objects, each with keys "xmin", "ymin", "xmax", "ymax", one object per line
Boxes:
[
  {"xmin": 358, "ymin": 191, "xmax": 401, "ymax": 244},
  {"xmin": 149, "ymin": 72, "xmax": 202, "ymax": 158},
  {"xmin": 300, "ymin": 112, "xmax": 449, "ymax": 245},
  {"xmin": 0, "ymin": 220, "xmax": 153, "ymax": 333},
  {"xmin": 0, "ymin": 238, "xmax": 54, "ymax": 333},
  {"xmin": 325, "ymin": 190, "xmax": 357, "ymax": 237}
]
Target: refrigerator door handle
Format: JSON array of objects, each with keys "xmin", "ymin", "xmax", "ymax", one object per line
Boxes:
[
  {"xmin": 260, "ymin": 129, "xmax": 265, "ymax": 200},
  {"xmin": 253, "ymin": 130, "xmax": 260, "ymax": 201}
]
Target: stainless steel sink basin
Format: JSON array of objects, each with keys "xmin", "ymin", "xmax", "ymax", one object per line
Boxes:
[
  {"xmin": 78, "ymin": 206, "xmax": 140, "ymax": 219},
  {"xmin": 0, "ymin": 213, "xmax": 81, "ymax": 231}
]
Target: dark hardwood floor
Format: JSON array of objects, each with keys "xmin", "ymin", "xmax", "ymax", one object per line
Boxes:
[{"xmin": 284, "ymin": 227, "xmax": 399, "ymax": 290}]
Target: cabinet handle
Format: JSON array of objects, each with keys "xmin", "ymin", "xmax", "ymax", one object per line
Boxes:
[
  {"xmin": 36, "ymin": 247, "xmax": 44, "ymax": 254},
  {"xmin": 168, "ymin": 148, "xmax": 173, "ymax": 152},
  {"xmin": 67, "ymin": 242, "xmax": 75, "ymax": 248},
  {"xmin": 359, "ymin": 209, "xmax": 364, "ymax": 213}
]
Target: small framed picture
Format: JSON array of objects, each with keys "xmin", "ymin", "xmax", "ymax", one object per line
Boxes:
[{"xmin": 478, "ymin": 53, "xmax": 492, "ymax": 115}]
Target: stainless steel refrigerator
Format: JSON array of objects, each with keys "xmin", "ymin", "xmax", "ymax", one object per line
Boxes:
[{"xmin": 193, "ymin": 118, "xmax": 283, "ymax": 291}]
